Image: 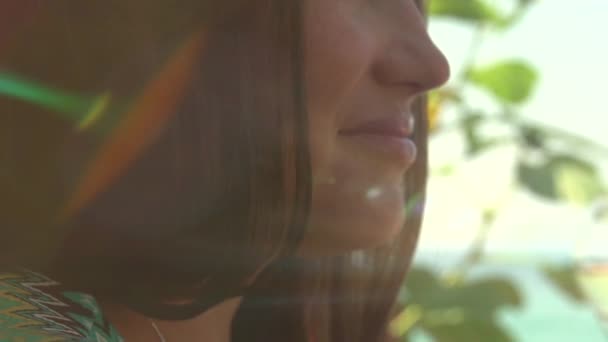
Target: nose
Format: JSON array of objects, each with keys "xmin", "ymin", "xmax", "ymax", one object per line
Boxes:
[{"xmin": 372, "ymin": 2, "xmax": 450, "ymax": 95}]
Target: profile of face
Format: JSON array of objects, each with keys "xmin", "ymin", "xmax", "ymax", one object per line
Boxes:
[
  {"xmin": 0, "ymin": 0, "xmax": 447, "ymax": 268},
  {"xmin": 300, "ymin": 0, "xmax": 449, "ymax": 255}
]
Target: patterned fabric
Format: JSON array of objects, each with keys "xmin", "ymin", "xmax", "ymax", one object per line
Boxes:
[{"xmin": 0, "ymin": 270, "xmax": 123, "ymax": 341}]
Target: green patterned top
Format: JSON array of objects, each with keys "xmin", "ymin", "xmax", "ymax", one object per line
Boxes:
[{"xmin": 0, "ymin": 269, "xmax": 123, "ymax": 341}]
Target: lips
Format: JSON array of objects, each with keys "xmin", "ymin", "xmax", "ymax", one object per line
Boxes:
[
  {"xmin": 338, "ymin": 116, "xmax": 414, "ymax": 138},
  {"xmin": 338, "ymin": 115, "xmax": 417, "ymax": 168}
]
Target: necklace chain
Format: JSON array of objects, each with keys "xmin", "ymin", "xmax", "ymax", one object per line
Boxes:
[{"xmin": 148, "ymin": 318, "xmax": 167, "ymax": 342}]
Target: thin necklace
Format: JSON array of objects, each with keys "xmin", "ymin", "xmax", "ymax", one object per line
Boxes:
[{"xmin": 148, "ymin": 318, "xmax": 167, "ymax": 342}]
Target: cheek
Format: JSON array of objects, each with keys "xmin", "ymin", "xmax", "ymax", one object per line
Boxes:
[
  {"xmin": 305, "ymin": 4, "xmax": 372, "ymax": 112},
  {"xmin": 304, "ymin": 5, "xmax": 373, "ymax": 181},
  {"xmin": 300, "ymin": 3, "xmax": 408, "ymax": 255}
]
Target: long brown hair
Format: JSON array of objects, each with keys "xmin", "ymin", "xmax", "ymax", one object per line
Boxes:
[{"xmin": 0, "ymin": 1, "xmax": 427, "ymax": 341}]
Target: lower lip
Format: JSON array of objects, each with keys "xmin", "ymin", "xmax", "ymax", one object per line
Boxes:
[{"xmin": 339, "ymin": 134, "xmax": 417, "ymax": 167}]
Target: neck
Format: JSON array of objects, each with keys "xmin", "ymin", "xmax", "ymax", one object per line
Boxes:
[{"xmin": 101, "ymin": 297, "xmax": 243, "ymax": 342}]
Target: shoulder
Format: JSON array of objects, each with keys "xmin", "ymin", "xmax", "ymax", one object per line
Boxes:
[{"xmin": 0, "ymin": 269, "xmax": 123, "ymax": 341}]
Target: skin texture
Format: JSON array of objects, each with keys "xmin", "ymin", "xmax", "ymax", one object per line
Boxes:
[
  {"xmin": 104, "ymin": 0, "xmax": 449, "ymax": 340},
  {"xmin": 300, "ymin": 0, "xmax": 449, "ymax": 255}
]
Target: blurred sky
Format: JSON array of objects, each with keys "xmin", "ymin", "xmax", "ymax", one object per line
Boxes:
[
  {"xmin": 430, "ymin": 0, "xmax": 607, "ymax": 145},
  {"xmin": 419, "ymin": 0, "xmax": 608, "ymax": 259}
]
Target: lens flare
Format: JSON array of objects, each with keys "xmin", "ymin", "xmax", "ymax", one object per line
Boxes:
[
  {"xmin": 366, "ymin": 187, "xmax": 383, "ymax": 199},
  {"xmin": 78, "ymin": 92, "xmax": 112, "ymax": 131},
  {"xmin": 60, "ymin": 31, "xmax": 206, "ymax": 221},
  {"xmin": 0, "ymin": 73, "xmax": 94, "ymax": 120}
]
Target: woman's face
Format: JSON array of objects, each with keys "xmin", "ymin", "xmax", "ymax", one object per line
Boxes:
[{"xmin": 299, "ymin": 0, "xmax": 449, "ymax": 255}]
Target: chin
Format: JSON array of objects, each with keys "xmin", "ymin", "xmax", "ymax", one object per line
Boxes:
[{"xmin": 297, "ymin": 181, "xmax": 407, "ymax": 257}]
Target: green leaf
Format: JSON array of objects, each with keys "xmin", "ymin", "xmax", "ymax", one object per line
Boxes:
[
  {"xmin": 576, "ymin": 264, "xmax": 608, "ymax": 315},
  {"xmin": 400, "ymin": 268, "xmax": 522, "ymax": 341},
  {"xmin": 428, "ymin": 0, "xmax": 504, "ymax": 26},
  {"xmin": 402, "ymin": 267, "xmax": 440, "ymax": 301},
  {"xmin": 406, "ymin": 274, "xmax": 522, "ymax": 314},
  {"xmin": 542, "ymin": 264, "xmax": 587, "ymax": 303},
  {"xmin": 465, "ymin": 278, "xmax": 523, "ymax": 311},
  {"xmin": 431, "ymin": 278, "xmax": 521, "ymax": 313},
  {"xmin": 520, "ymin": 125, "xmax": 546, "ymax": 150},
  {"xmin": 551, "ymin": 155, "xmax": 605, "ymax": 205},
  {"xmin": 462, "ymin": 112, "xmax": 484, "ymax": 156},
  {"xmin": 459, "ymin": 111, "xmax": 507, "ymax": 157},
  {"xmin": 422, "ymin": 319, "xmax": 514, "ymax": 342},
  {"xmin": 468, "ymin": 61, "xmax": 539, "ymax": 104},
  {"xmin": 517, "ymin": 154, "xmax": 604, "ymax": 205},
  {"xmin": 517, "ymin": 161, "xmax": 558, "ymax": 200}
]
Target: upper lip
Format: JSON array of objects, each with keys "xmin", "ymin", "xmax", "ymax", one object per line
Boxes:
[{"xmin": 338, "ymin": 115, "xmax": 414, "ymax": 138}]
